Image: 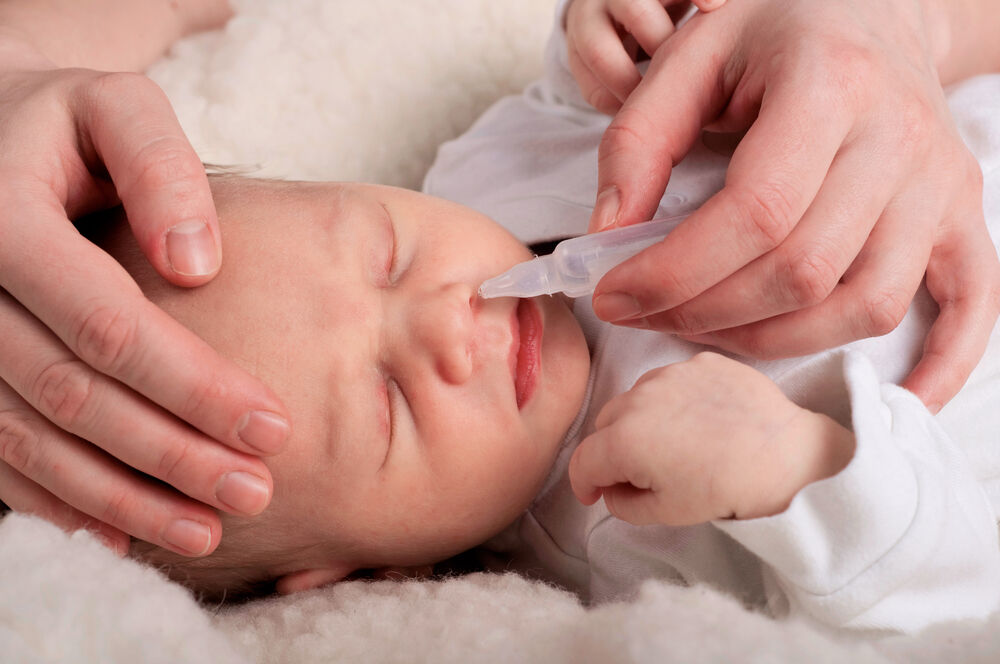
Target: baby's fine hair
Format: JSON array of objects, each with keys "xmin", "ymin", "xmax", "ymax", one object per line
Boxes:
[{"xmin": 131, "ymin": 515, "xmax": 321, "ymax": 603}]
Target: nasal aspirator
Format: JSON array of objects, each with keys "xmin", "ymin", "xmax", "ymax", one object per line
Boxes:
[{"xmin": 479, "ymin": 213, "xmax": 687, "ymax": 299}]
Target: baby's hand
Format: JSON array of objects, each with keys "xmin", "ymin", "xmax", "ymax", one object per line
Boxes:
[
  {"xmin": 566, "ymin": 0, "xmax": 726, "ymax": 114},
  {"xmin": 568, "ymin": 352, "xmax": 855, "ymax": 525}
]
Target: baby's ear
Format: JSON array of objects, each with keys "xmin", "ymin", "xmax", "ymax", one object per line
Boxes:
[
  {"xmin": 372, "ymin": 564, "xmax": 435, "ymax": 580},
  {"xmin": 275, "ymin": 564, "xmax": 355, "ymax": 595}
]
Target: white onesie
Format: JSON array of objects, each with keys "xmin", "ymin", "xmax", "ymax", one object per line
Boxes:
[{"xmin": 423, "ymin": 2, "xmax": 1000, "ymax": 633}]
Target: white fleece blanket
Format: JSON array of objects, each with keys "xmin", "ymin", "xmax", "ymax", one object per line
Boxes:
[{"xmin": 3, "ymin": 0, "xmax": 1000, "ymax": 661}]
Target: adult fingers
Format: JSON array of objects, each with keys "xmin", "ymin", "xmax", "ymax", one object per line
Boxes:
[
  {"xmin": 566, "ymin": 0, "xmax": 643, "ymax": 107},
  {"xmin": 75, "ymin": 72, "xmax": 220, "ymax": 288},
  {"xmin": 634, "ymin": 140, "xmax": 889, "ymax": 334},
  {"xmin": 0, "ymin": 459, "xmax": 131, "ymax": 556},
  {"xmin": 588, "ymin": 16, "xmax": 737, "ymax": 234},
  {"xmin": 0, "ymin": 194, "xmax": 291, "ymax": 458},
  {"xmin": 593, "ymin": 70, "xmax": 852, "ymax": 322},
  {"xmin": 0, "ymin": 289, "xmax": 273, "ymax": 518},
  {"xmin": 682, "ymin": 196, "xmax": 933, "ymax": 361},
  {"xmin": 903, "ymin": 209, "xmax": 1000, "ymax": 411},
  {"xmin": 0, "ymin": 381, "xmax": 221, "ymax": 556}
]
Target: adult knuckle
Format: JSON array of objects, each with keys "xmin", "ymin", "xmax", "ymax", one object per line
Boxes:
[
  {"xmin": 86, "ymin": 71, "xmax": 158, "ymax": 105},
  {"xmin": 124, "ymin": 136, "xmax": 202, "ymax": 196},
  {"xmin": 824, "ymin": 42, "xmax": 880, "ymax": 83},
  {"xmin": 0, "ymin": 410, "xmax": 45, "ymax": 478},
  {"xmin": 154, "ymin": 438, "xmax": 196, "ymax": 485},
  {"xmin": 782, "ymin": 248, "xmax": 840, "ymax": 307},
  {"xmin": 733, "ymin": 184, "xmax": 797, "ymax": 250},
  {"xmin": 892, "ymin": 97, "xmax": 936, "ymax": 154},
  {"xmin": 661, "ymin": 306, "xmax": 705, "ymax": 336},
  {"xmin": 71, "ymin": 303, "xmax": 141, "ymax": 375},
  {"xmin": 647, "ymin": 264, "xmax": 702, "ymax": 306},
  {"xmin": 100, "ymin": 489, "xmax": 135, "ymax": 529},
  {"xmin": 729, "ymin": 329, "xmax": 779, "ymax": 360},
  {"xmin": 600, "ymin": 107, "xmax": 658, "ymax": 159},
  {"xmin": 30, "ymin": 359, "xmax": 97, "ymax": 430},
  {"xmin": 794, "ymin": 39, "xmax": 877, "ymax": 108},
  {"xmin": 862, "ymin": 288, "xmax": 910, "ymax": 337},
  {"xmin": 180, "ymin": 374, "xmax": 230, "ymax": 424},
  {"xmin": 962, "ymin": 156, "xmax": 985, "ymax": 193}
]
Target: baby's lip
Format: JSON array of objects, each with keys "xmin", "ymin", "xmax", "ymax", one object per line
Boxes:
[{"xmin": 509, "ymin": 298, "xmax": 542, "ymax": 409}]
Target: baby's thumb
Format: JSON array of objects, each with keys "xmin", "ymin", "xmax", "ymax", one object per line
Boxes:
[
  {"xmin": 691, "ymin": 0, "xmax": 727, "ymax": 11},
  {"xmin": 600, "ymin": 484, "xmax": 664, "ymax": 525}
]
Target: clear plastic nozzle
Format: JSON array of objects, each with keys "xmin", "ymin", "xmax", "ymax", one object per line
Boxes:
[{"xmin": 479, "ymin": 213, "xmax": 688, "ymax": 299}]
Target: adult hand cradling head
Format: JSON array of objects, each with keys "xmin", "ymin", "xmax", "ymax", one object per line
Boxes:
[{"xmin": 0, "ymin": 0, "xmax": 290, "ymax": 559}]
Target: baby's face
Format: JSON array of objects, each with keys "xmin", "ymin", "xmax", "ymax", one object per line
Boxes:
[{"xmin": 116, "ymin": 179, "xmax": 590, "ymax": 573}]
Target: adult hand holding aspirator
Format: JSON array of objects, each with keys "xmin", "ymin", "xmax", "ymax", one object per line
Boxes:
[{"xmin": 571, "ymin": 0, "xmax": 1000, "ymax": 412}]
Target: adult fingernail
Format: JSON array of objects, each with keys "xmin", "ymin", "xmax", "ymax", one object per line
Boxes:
[
  {"xmin": 592, "ymin": 187, "xmax": 621, "ymax": 232},
  {"xmin": 594, "ymin": 292, "xmax": 642, "ymax": 321},
  {"xmin": 237, "ymin": 410, "xmax": 290, "ymax": 454},
  {"xmin": 162, "ymin": 519, "xmax": 212, "ymax": 556},
  {"xmin": 216, "ymin": 471, "xmax": 271, "ymax": 515},
  {"xmin": 166, "ymin": 220, "xmax": 219, "ymax": 277}
]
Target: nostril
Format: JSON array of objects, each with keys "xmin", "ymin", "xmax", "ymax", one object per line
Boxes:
[{"xmin": 467, "ymin": 286, "xmax": 483, "ymax": 315}]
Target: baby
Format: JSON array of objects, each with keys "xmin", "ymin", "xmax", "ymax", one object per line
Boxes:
[
  {"xmin": 106, "ymin": 0, "xmax": 998, "ymax": 634},
  {"xmin": 110, "ymin": 173, "xmax": 1000, "ymax": 635}
]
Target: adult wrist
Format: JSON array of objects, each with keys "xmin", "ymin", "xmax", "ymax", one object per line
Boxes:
[{"xmin": 920, "ymin": 0, "xmax": 1000, "ymax": 83}]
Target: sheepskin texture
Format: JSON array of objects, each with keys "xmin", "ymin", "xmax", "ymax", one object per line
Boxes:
[
  {"xmin": 3, "ymin": 0, "xmax": 1000, "ymax": 661},
  {"xmin": 3, "ymin": 513, "xmax": 1000, "ymax": 663},
  {"xmin": 147, "ymin": 0, "xmax": 555, "ymax": 188}
]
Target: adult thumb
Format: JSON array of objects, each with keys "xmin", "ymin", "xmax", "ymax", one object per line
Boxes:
[
  {"xmin": 78, "ymin": 72, "xmax": 220, "ymax": 287},
  {"xmin": 588, "ymin": 17, "xmax": 732, "ymax": 234}
]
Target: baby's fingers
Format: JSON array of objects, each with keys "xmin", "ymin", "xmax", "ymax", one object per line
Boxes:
[
  {"xmin": 606, "ymin": 0, "xmax": 675, "ymax": 60},
  {"xmin": 599, "ymin": 483, "xmax": 666, "ymax": 525},
  {"xmin": 566, "ymin": 0, "xmax": 646, "ymax": 110},
  {"xmin": 569, "ymin": 430, "xmax": 674, "ymax": 525},
  {"xmin": 568, "ymin": 426, "xmax": 641, "ymax": 505},
  {"xmin": 689, "ymin": 0, "xmax": 727, "ymax": 12}
]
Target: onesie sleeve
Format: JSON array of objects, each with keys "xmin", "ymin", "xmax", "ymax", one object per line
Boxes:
[
  {"xmin": 420, "ymin": 0, "xmax": 602, "ymax": 245},
  {"xmin": 714, "ymin": 351, "xmax": 1000, "ymax": 634},
  {"xmin": 422, "ymin": 0, "xmax": 726, "ymax": 245}
]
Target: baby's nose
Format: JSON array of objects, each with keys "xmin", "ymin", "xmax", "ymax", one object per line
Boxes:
[{"xmin": 413, "ymin": 283, "xmax": 475, "ymax": 384}]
